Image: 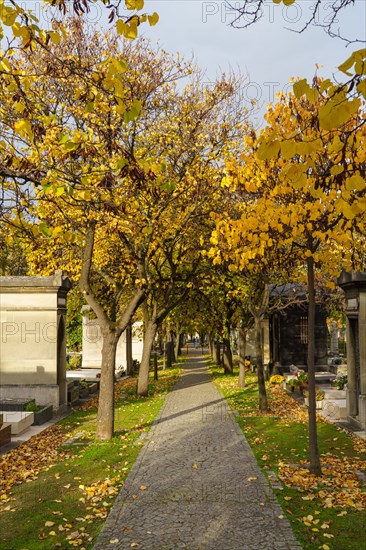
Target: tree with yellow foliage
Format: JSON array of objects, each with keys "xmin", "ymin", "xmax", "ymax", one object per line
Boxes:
[
  {"xmin": 1, "ymin": 20, "xmax": 250, "ymax": 435},
  {"xmin": 215, "ymin": 75, "xmax": 365, "ymax": 474}
]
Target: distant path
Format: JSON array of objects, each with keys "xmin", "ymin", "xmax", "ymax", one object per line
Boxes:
[{"xmin": 94, "ymin": 350, "xmax": 302, "ymax": 549}]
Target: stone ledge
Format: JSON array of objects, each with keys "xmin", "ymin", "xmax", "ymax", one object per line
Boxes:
[{"xmin": 0, "ymin": 411, "xmax": 34, "ymax": 435}]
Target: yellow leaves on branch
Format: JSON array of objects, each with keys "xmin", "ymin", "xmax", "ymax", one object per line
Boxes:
[{"xmin": 338, "ymin": 48, "xmax": 366, "ymax": 80}]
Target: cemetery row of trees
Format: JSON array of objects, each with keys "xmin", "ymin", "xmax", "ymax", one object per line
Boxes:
[{"xmin": 0, "ymin": 2, "xmax": 365, "ymax": 475}]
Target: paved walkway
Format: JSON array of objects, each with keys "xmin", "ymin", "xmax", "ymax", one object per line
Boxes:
[{"xmin": 94, "ymin": 351, "xmax": 302, "ymax": 549}]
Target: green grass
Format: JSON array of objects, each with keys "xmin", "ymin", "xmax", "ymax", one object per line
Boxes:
[
  {"xmin": 210, "ymin": 363, "xmax": 366, "ymax": 550},
  {"xmin": 0, "ymin": 367, "xmax": 180, "ymax": 550}
]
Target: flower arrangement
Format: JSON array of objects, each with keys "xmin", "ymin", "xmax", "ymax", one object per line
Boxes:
[
  {"xmin": 297, "ymin": 371, "xmax": 308, "ymax": 384},
  {"xmin": 269, "ymin": 374, "xmax": 285, "ymax": 385},
  {"xmin": 336, "ymin": 374, "xmax": 348, "ymax": 390},
  {"xmin": 287, "ymin": 377, "xmax": 301, "ymax": 388}
]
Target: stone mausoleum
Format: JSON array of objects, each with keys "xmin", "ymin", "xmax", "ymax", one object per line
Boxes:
[
  {"xmin": 81, "ymin": 306, "xmax": 143, "ymax": 372},
  {"xmin": 338, "ymin": 271, "xmax": 366, "ymax": 430},
  {"xmin": 0, "ymin": 270, "xmax": 72, "ymax": 412}
]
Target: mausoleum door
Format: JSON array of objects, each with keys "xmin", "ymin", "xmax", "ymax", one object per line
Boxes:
[{"xmin": 348, "ymin": 318, "xmax": 360, "ymax": 418}]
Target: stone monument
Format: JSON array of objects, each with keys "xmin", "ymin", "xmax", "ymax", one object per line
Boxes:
[
  {"xmin": 0, "ymin": 270, "xmax": 72, "ymax": 412},
  {"xmin": 81, "ymin": 306, "xmax": 143, "ymax": 372}
]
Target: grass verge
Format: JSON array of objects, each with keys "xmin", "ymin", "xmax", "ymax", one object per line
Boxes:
[
  {"xmin": 0, "ymin": 367, "xmax": 180, "ymax": 550},
  {"xmin": 210, "ymin": 363, "xmax": 366, "ymax": 550}
]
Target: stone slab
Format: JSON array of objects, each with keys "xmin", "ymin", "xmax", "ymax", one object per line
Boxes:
[
  {"xmin": 66, "ymin": 369, "xmax": 101, "ymax": 382},
  {"xmin": 321, "ymin": 400, "xmax": 347, "ymax": 422},
  {"xmin": 0, "ymin": 411, "xmax": 34, "ymax": 435},
  {"xmin": 323, "ymin": 389, "xmax": 346, "ymax": 399}
]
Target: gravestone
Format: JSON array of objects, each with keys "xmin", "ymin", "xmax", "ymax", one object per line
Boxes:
[
  {"xmin": 81, "ymin": 307, "xmax": 143, "ymax": 372},
  {"xmin": 337, "ymin": 271, "xmax": 366, "ymax": 430},
  {"xmin": 0, "ymin": 270, "xmax": 72, "ymax": 413}
]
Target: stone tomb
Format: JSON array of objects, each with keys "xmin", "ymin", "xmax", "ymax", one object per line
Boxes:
[
  {"xmin": 0, "ymin": 413, "xmax": 11, "ymax": 447},
  {"xmin": 0, "ymin": 271, "xmax": 72, "ymax": 413},
  {"xmin": 338, "ymin": 271, "xmax": 366, "ymax": 430},
  {"xmin": 81, "ymin": 306, "xmax": 143, "ymax": 372},
  {"xmin": 0, "ymin": 411, "xmax": 34, "ymax": 435}
]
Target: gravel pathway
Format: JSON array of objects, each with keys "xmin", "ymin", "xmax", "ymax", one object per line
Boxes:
[{"xmin": 94, "ymin": 351, "xmax": 302, "ymax": 549}]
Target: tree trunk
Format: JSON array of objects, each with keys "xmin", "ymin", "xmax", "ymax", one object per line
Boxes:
[
  {"xmin": 174, "ymin": 331, "xmax": 182, "ymax": 359},
  {"xmin": 223, "ymin": 337, "xmax": 233, "ymax": 374},
  {"xmin": 213, "ymin": 340, "xmax": 221, "ymax": 365},
  {"xmin": 254, "ymin": 315, "xmax": 268, "ymax": 412},
  {"xmin": 208, "ymin": 334, "xmax": 214, "ymax": 357},
  {"xmin": 96, "ymin": 329, "xmax": 119, "ymax": 440},
  {"xmin": 307, "ymin": 255, "xmax": 322, "ymax": 476},
  {"xmin": 171, "ymin": 332, "xmax": 177, "ymax": 362},
  {"xmin": 238, "ymin": 325, "xmax": 247, "ymax": 388},
  {"xmin": 153, "ymin": 353, "xmax": 158, "ymax": 381},
  {"xmin": 79, "ymin": 224, "xmax": 147, "ymax": 440},
  {"xmin": 166, "ymin": 327, "xmax": 173, "ymax": 369},
  {"xmin": 138, "ymin": 319, "xmax": 157, "ymax": 396},
  {"xmin": 126, "ymin": 322, "xmax": 133, "ymax": 376}
]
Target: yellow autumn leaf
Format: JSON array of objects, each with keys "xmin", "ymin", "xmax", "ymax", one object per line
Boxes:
[
  {"xmin": 330, "ymin": 165, "xmax": 344, "ymax": 176},
  {"xmin": 148, "ymin": 12, "xmax": 159, "ymax": 26},
  {"xmin": 48, "ymin": 31, "xmax": 61, "ymax": 45},
  {"xmin": 14, "ymin": 119, "xmax": 33, "ymax": 139},
  {"xmin": 2, "ymin": 7, "xmax": 18, "ymax": 26},
  {"xmin": 345, "ymin": 174, "xmax": 365, "ymax": 192},
  {"xmin": 125, "ymin": 0, "xmax": 144, "ymax": 9}
]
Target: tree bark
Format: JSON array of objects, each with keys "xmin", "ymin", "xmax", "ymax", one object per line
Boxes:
[
  {"xmin": 126, "ymin": 322, "xmax": 133, "ymax": 376},
  {"xmin": 307, "ymin": 255, "xmax": 322, "ymax": 476},
  {"xmin": 96, "ymin": 329, "xmax": 119, "ymax": 439},
  {"xmin": 174, "ymin": 331, "xmax": 182, "ymax": 359},
  {"xmin": 254, "ymin": 315, "xmax": 268, "ymax": 412},
  {"xmin": 208, "ymin": 334, "xmax": 214, "ymax": 357},
  {"xmin": 166, "ymin": 327, "xmax": 173, "ymax": 369},
  {"xmin": 138, "ymin": 318, "xmax": 157, "ymax": 396},
  {"xmin": 223, "ymin": 336, "xmax": 233, "ymax": 374},
  {"xmin": 153, "ymin": 353, "xmax": 158, "ymax": 381},
  {"xmin": 238, "ymin": 325, "xmax": 247, "ymax": 388},
  {"xmin": 213, "ymin": 340, "xmax": 221, "ymax": 365}
]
